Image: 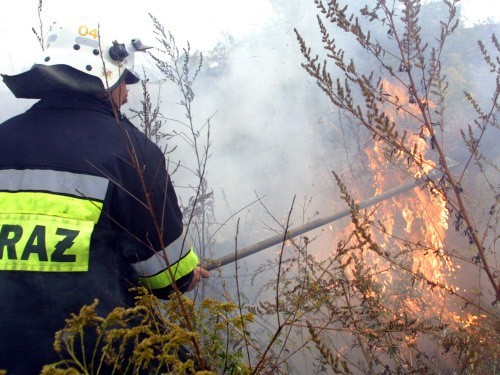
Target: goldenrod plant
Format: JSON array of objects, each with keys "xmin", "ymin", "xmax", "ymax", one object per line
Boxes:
[{"xmin": 41, "ymin": 287, "xmax": 253, "ymax": 374}]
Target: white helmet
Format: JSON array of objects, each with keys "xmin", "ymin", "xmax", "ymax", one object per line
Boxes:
[{"xmin": 2, "ymin": 23, "xmax": 163, "ymax": 98}]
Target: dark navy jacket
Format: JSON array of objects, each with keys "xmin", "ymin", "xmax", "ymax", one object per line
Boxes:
[{"xmin": 0, "ymin": 93, "xmax": 193, "ymax": 373}]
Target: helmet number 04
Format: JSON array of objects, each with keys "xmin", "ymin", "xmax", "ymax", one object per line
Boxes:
[{"xmin": 78, "ymin": 26, "xmax": 98, "ymax": 40}]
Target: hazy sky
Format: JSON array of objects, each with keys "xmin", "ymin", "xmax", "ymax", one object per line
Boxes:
[
  {"xmin": 0, "ymin": 0, "xmax": 274, "ymax": 76},
  {"xmin": 0, "ymin": 0, "xmax": 498, "ymax": 78}
]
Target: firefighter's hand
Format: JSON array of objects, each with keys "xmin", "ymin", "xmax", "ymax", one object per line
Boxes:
[{"xmin": 186, "ymin": 267, "xmax": 210, "ymax": 292}]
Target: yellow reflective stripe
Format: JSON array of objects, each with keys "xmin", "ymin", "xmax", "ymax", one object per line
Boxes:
[
  {"xmin": 0, "ymin": 192, "xmax": 103, "ymax": 223},
  {"xmin": 0, "ymin": 192, "xmax": 103, "ymax": 272},
  {"xmin": 138, "ymin": 247, "xmax": 199, "ymax": 290},
  {"xmin": 0, "ymin": 214, "xmax": 93, "ymax": 272},
  {"xmin": 130, "ymin": 228, "xmax": 189, "ymax": 277}
]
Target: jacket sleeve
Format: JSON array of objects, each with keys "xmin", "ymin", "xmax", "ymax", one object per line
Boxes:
[
  {"xmin": 116, "ymin": 123, "xmax": 199, "ymax": 298},
  {"xmin": 130, "ymin": 227, "xmax": 199, "ymax": 297}
]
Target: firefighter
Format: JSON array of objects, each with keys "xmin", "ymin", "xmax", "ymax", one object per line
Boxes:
[{"xmin": 0, "ymin": 22, "xmax": 209, "ymax": 373}]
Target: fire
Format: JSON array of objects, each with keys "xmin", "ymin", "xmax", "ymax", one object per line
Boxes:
[
  {"xmin": 339, "ymin": 78, "xmax": 457, "ymax": 328},
  {"xmin": 373, "ymin": 80, "xmax": 456, "ymax": 319},
  {"xmin": 451, "ymin": 312, "xmax": 483, "ymax": 329},
  {"xmin": 401, "ymin": 205, "xmax": 414, "ymax": 233}
]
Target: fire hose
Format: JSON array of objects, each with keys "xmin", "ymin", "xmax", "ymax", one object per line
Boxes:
[{"xmin": 201, "ymin": 171, "xmax": 447, "ymax": 272}]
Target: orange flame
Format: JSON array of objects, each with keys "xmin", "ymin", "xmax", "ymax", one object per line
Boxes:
[{"xmin": 339, "ymin": 78, "xmax": 457, "ymax": 326}]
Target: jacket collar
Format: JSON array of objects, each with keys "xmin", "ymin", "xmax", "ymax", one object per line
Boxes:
[{"xmin": 28, "ymin": 92, "xmax": 119, "ymax": 118}]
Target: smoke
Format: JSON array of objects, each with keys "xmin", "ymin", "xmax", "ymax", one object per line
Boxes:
[{"xmin": 126, "ymin": 2, "xmax": 348, "ymax": 258}]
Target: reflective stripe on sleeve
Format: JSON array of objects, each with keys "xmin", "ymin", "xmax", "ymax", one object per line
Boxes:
[
  {"xmin": 0, "ymin": 169, "xmax": 109, "ymax": 200},
  {"xmin": 137, "ymin": 247, "xmax": 199, "ymax": 290},
  {"xmin": 130, "ymin": 228, "xmax": 190, "ymax": 277}
]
